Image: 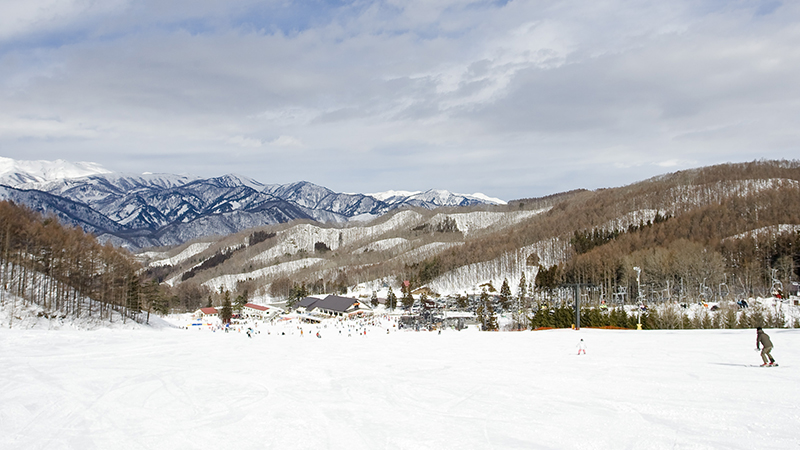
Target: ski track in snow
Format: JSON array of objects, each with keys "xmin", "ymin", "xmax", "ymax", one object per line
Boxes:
[{"xmin": 1, "ymin": 323, "xmax": 798, "ymax": 449}]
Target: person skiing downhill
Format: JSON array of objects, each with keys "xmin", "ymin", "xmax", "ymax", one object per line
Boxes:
[
  {"xmin": 576, "ymin": 339, "xmax": 586, "ymax": 355},
  {"xmin": 756, "ymin": 327, "xmax": 777, "ymax": 366}
]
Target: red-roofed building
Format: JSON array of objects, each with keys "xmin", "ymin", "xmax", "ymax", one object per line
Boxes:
[
  {"xmin": 193, "ymin": 307, "xmax": 219, "ymax": 320},
  {"xmin": 242, "ymin": 302, "xmax": 282, "ymax": 321}
]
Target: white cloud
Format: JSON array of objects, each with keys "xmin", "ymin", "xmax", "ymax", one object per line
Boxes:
[
  {"xmin": 0, "ymin": 0, "xmax": 798, "ymax": 200},
  {"xmin": 0, "ymin": 115, "xmax": 101, "ymax": 140},
  {"xmin": 228, "ymin": 135, "xmax": 263, "ymax": 148},
  {"xmin": 269, "ymin": 135, "xmax": 303, "ymax": 148},
  {"xmin": 0, "ymin": 0, "xmax": 129, "ymax": 41},
  {"xmin": 657, "ymin": 159, "xmax": 697, "ymax": 168}
]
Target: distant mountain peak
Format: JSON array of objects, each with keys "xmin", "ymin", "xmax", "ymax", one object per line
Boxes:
[
  {"xmin": 204, "ymin": 174, "xmax": 265, "ymax": 190},
  {"xmin": 466, "ymin": 192, "xmax": 507, "ymax": 205},
  {"xmin": 367, "ymin": 190, "xmax": 421, "ymax": 201},
  {"xmin": 0, "ymin": 156, "xmax": 111, "ymax": 185},
  {"xmin": 369, "ymin": 189, "xmax": 506, "ymax": 207}
]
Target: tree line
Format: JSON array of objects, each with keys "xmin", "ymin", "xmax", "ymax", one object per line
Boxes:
[
  {"xmin": 0, "ymin": 201, "xmax": 163, "ymax": 325},
  {"xmin": 555, "ymin": 187, "xmax": 800, "ymax": 305}
]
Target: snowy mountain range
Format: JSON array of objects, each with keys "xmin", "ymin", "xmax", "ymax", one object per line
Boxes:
[{"xmin": 0, "ymin": 157, "xmax": 505, "ymax": 250}]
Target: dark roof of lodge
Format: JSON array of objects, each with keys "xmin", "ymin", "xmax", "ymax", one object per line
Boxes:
[
  {"xmin": 299, "ymin": 295, "xmax": 368, "ymax": 313},
  {"xmin": 297, "ymin": 297, "xmax": 320, "ymax": 309},
  {"xmin": 199, "ymin": 307, "xmax": 218, "ymax": 314}
]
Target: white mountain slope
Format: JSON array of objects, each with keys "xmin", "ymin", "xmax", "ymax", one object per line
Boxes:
[
  {"xmin": 0, "ymin": 156, "xmax": 111, "ymax": 185},
  {"xmin": 247, "ymin": 210, "xmax": 424, "ymax": 264},
  {"xmin": 144, "ymin": 242, "xmax": 215, "ymax": 268},
  {"xmin": 369, "ymin": 188, "xmax": 506, "ymax": 207}
]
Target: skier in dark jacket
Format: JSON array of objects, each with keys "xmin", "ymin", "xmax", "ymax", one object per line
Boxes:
[{"xmin": 756, "ymin": 327, "xmax": 776, "ymax": 366}]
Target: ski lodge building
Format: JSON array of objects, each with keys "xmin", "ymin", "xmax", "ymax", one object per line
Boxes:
[
  {"xmin": 295, "ymin": 295, "xmax": 373, "ymax": 319},
  {"xmin": 242, "ymin": 302, "xmax": 282, "ymax": 321},
  {"xmin": 193, "ymin": 307, "xmax": 219, "ymax": 320}
]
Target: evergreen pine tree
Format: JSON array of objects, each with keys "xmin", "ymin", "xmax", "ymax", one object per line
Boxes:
[
  {"xmin": 387, "ymin": 287, "xmax": 397, "ymax": 310},
  {"xmin": 370, "ymin": 290, "xmax": 379, "ymax": 308},
  {"xmin": 476, "ymin": 295, "xmax": 486, "ymax": 330},
  {"xmin": 517, "ymin": 272, "xmax": 527, "ymax": 310},
  {"xmin": 499, "ymin": 278, "xmax": 512, "ymax": 312},
  {"xmin": 287, "ymin": 282, "xmax": 309, "ymax": 309},
  {"xmin": 479, "ymin": 288, "xmax": 498, "ymax": 331},
  {"xmin": 220, "ymin": 290, "xmax": 233, "ymax": 324},
  {"xmin": 234, "ymin": 290, "xmax": 248, "ymax": 312},
  {"xmin": 401, "ymin": 283, "xmax": 414, "ymax": 310},
  {"xmin": 456, "ymin": 294, "xmax": 468, "ymax": 310}
]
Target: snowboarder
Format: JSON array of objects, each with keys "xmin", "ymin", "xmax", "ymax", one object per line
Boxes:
[
  {"xmin": 576, "ymin": 339, "xmax": 586, "ymax": 355},
  {"xmin": 755, "ymin": 327, "xmax": 777, "ymax": 366}
]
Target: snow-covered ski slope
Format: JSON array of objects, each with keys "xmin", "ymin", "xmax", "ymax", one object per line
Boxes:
[
  {"xmin": 143, "ymin": 242, "xmax": 214, "ymax": 267},
  {"xmin": 202, "ymin": 258, "xmax": 325, "ymax": 292},
  {"xmin": 1, "ymin": 323, "xmax": 797, "ymax": 449}
]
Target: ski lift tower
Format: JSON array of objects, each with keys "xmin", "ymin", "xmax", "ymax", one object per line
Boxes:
[{"xmin": 566, "ymin": 283, "xmax": 593, "ymax": 330}]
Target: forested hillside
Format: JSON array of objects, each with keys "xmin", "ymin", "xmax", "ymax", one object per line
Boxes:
[
  {"xmin": 0, "ymin": 201, "xmax": 160, "ymax": 326},
  {"xmin": 139, "ymin": 160, "xmax": 800, "ymax": 316}
]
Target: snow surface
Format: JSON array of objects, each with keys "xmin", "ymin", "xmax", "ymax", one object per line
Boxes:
[
  {"xmin": 202, "ymin": 258, "xmax": 325, "ymax": 292},
  {"xmin": 0, "ymin": 156, "xmax": 111, "ymax": 185},
  {"xmin": 434, "ymin": 209, "xmax": 548, "ymax": 236},
  {"xmin": 1, "ymin": 316, "xmax": 798, "ymax": 449},
  {"xmin": 353, "ymin": 237, "xmax": 410, "ymax": 254},
  {"xmin": 145, "ymin": 242, "xmax": 214, "ymax": 267},
  {"xmin": 368, "ymin": 189, "xmax": 506, "ymax": 206},
  {"xmin": 367, "ymin": 190, "xmax": 421, "ymax": 201},
  {"xmin": 465, "ymin": 192, "xmax": 506, "ymax": 205},
  {"xmin": 727, "ymin": 224, "xmax": 800, "ymax": 241}
]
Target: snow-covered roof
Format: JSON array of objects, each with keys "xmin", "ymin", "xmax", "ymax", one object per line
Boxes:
[{"xmin": 243, "ymin": 303, "xmax": 269, "ymax": 311}]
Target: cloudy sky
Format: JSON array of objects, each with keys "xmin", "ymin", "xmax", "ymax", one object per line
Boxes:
[{"xmin": 0, "ymin": 0, "xmax": 798, "ymax": 200}]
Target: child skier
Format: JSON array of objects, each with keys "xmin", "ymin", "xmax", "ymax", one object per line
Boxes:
[
  {"xmin": 756, "ymin": 327, "xmax": 777, "ymax": 366},
  {"xmin": 576, "ymin": 338, "xmax": 586, "ymax": 355}
]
